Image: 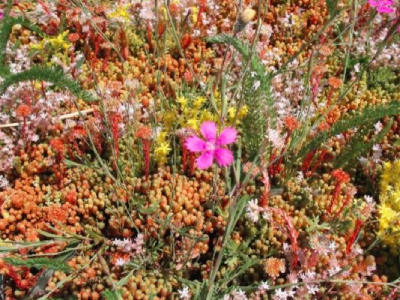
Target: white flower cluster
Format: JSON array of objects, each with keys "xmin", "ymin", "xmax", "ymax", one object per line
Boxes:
[{"xmin": 113, "ymin": 233, "xmax": 145, "ymax": 254}]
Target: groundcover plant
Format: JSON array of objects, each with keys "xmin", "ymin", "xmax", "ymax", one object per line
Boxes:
[{"xmin": 0, "ymin": 0, "xmax": 400, "ymax": 299}]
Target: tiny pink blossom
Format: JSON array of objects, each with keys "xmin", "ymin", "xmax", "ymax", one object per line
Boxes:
[{"xmin": 185, "ymin": 121, "xmax": 237, "ymax": 169}]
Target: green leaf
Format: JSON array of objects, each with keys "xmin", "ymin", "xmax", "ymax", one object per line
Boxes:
[
  {"xmin": 75, "ymin": 56, "xmax": 85, "ymax": 70},
  {"xmin": 326, "ymin": 0, "xmax": 340, "ymax": 16},
  {"xmin": 115, "ymin": 270, "xmax": 135, "ymax": 288},
  {"xmin": 333, "ymin": 123, "xmax": 374, "ymax": 168},
  {"xmin": 101, "ymin": 290, "xmax": 122, "ymax": 300},
  {"xmin": 334, "ymin": 118, "xmax": 393, "ymax": 168},
  {"xmin": 205, "ymin": 34, "xmax": 274, "ymax": 159},
  {"xmin": 4, "ymin": 257, "xmax": 72, "ymax": 273},
  {"xmin": 220, "ymin": 258, "xmax": 259, "ymax": 287},
  {"xmin": 0, "ymin": 66, "xmax": 96, "ymax": 102},
  {"xmin": 297, "ymin": 101, "xmax": 400, "ymax": 159}
]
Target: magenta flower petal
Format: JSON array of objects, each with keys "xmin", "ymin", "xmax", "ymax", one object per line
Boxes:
[
  {"xmin": 217, "ymin": 127, "xmax": 237, "ymax": 146},
  {"xmin": 377, "ymin": 6, "xmax": 394, "ymax": 13},
  {"xmin": 368, "ymin": 0, "xmax": 379, "ymax": 6},
  {"xmin": 214, "ymin": 148, "xmax": 234, "ymax": 167},
  {"xmin": 185, "ymin": 136, "xmax": 207, "ymax": 152},
  {"xmin": 200, "ymin": 121, "xmax": 217, "ymax": 142},
  {"xmin": 196, "ymin": 151, "xmax": 214, "ymax": 169}
]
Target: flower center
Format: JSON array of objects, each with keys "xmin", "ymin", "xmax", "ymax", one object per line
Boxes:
[{"xmin": 205, "ymin": 141, "xmax": 215, "ymax": 151}]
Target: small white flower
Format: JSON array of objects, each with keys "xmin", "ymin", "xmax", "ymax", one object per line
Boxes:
[
  {"xmin": 253, "ymin": 80, "xmax": 261, "ymax": 91},
  {"xmin": 305, "ymin": 269, "xmax": 316, "ymax": 279},
  {"xmin": 328, "ymin": 266, "xmax": 341, "ymax": 277},
  {"xmin": 262, "ymin": 211, "xmax": 272, "ymax": 221},
  {"xmin": 287, "ymin": 272, "xmax": 298, "ymax": 284},
  {"xmin": 0, "ymin": 176, "xmax": 9, "ymax": 189},
  {"xmin": 232, "ymin": 289, "xmax": 247, "ymax": 299},
  {"xmin": 372, "ymin": 144, "xmax": 382, "ymax": 163},
  {"xmin": 374, "ymin": 122, "xmax": 383, "ymax": 134},
  {"xmin": 328, "ymin": 241, "xmax": 337, "ymax": 252},
  {"xmin": 178, "ymin": 286, "xmax": 191, "ymax": 299},
  {"xmin": 352, "ymin": 245, "xmax": 363, "ymax": 255},
  {"xmin": 358, "ymin": 157, "xmax": 368, "ymax": 166},
  {"xmin": 31, "ymin": 134, "xmax": 39, "ymax": 142},
  {"xmin": 259, "ymin": 281, "xmax": 270, "ymax": 291},
  {"xmin": 82, "ymin": 25, "xmax": 90, "ymax": 33},
  {"xmin": 274, "ymin": 288, "xmax": 289, "ymax": 300},
  {"xmin": 307, "ymin": 284, "xmax": 319, "ymax": 295},
  {"xmin": 296, "ymin": 171, "xmax": 304, "ymax": 182},
  {"xmin": 354, "ymin": 63, "xmax": 361, "ymax": 73},
  {"xmin": 267, "ymin": 128, "xmax": 285, "ymax": 150},
  {"xmin": 283, "ymin": 243, "xmax": 290, "ymax": 252},
  {"xmin": 246, "ymin": 199, "xmax": 261, "ymax": 223},
  {"xmin": 286, "ymin": 288, "xmax": 296, "ymax": 297},
  {"xmin": 299, "ymin": 272, "xmax": 307, "ymax": 281},
  {"xmin": 115, "ymin": 258, "xmax": 128, "ymax": 266},
  {"xmin": 364, "ymin": 195, "xmax": 374, "ymax": 205}
]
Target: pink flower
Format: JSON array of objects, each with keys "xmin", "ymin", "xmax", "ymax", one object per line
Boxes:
[
  {"xmin": 185, "ymin": 121, "xmax": 237, "ymax": 169},
  {"xmin": 369, "ymin": 0, "xmax": 395, "ymax": 13}
]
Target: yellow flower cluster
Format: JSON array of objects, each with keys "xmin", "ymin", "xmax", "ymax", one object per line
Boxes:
[
  {"xmin": 30, "ymin": 31, "xmax": 71, "ymax": 52},
  {"xmin": 165, "ymin": 93, "xmax": 249, "ymax": 132},
  {"xmin": 154, "ymin": 131, "xmax": 171, "ymax": 166},
  {"xmin": 378, "ymin": 160, "xmax": 400, "ymax": 254},
  {"xmin": 227, "ymin": 106, "xmax": 249, "ymax": 125},
  {"xmin": 107, "ymin": 5, "xmax": 131, "ymax": 22},
  {"xmin": 175, "ymin": 95, "xmax": 213, "ymax": 131}
]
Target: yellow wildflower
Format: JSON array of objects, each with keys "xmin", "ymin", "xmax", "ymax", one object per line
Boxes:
[
  {"xmin": 164, "ymin": 111, "xmax": 176, "ymax": 131},
  {"xmin": 157, "ymin": 131, "xmax": 168, "ymax": 143},
  {"xmin": 238, "ymin": 105, "xmax": 249, "ymax": 118},
  {"xmin": 155, "ymin": 142, "xmax": 171, "ymax": 166},
  {"xmin": 31, "ymin": 31, "xmax": 71, "ymax": 53},
  {"xmin": 155, "ymin": 142, "xmax": 171, "ymax": 157},
  {"xmin": 187, "ymin": 118, "xmax": 199, "ymax": 130},
  {"xmin": 190, "ymin": 6, "xmax": 199, "ymax": 24},
  {"xmin": 30, "ymin": 41, "xmax": 45, "ymax": 51},
  {"xmin": 193, "ymin": 97, "xmax": 206, "ymax": 108},
  {"xmin": 108, "ymin": 5, "xmax": 131, "ymax": 22},
  {"xmin": 48, "ymin": 31, "xmax": 71, "ymax": 50},
  {"xmin": 378, "ymin": 160, "xmax": 400, "ymax": 254},
  {"xmin": 228, "ymin": 107, "xmax": 237, "ymax": 120},
  {"xmin": 177, "ymin": 96, "xmax": 188, "ymax": 108},
  {"xmin": 199, "ymin": 110, "xmax": 214, "ymax": 124}
]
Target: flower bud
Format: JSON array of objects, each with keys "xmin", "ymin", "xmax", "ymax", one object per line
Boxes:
[
  {"xmin": 240, "ymin": 8, "xmax": 256, "ymax": 24},
  {"xmin": 234, "ymin": 8, "xmax": 256, "ymax": 33}
]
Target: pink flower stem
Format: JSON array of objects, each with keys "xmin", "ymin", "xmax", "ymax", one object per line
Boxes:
[
  {"xmin": 328, "ymin": 180, "xmax": 342, "ymax": 214},
  {"xmin": 326, "ymin": 87, "xmax": 334, "ymax": 107},
  {"xmin": 346, "ymin": 219, "xmax": 363, "ymax": 254},
  {"xmin": 180, "ymin": 138, "xmax": 187, "ymax": 173},
  {"xmin": 311, "ymin": 149, "xmax": 327, "ymax": 173},
  {"xmin": 311, "ymin": 73, "xmax": 322, "ymax": 109},
  {"xmin": 141, "ymin": 139, "xmax": 151, "ymax": 180},
  {"xmin": 270, "ymin": 207, "xmax": 299, "ymax": 269},
  {"xmin": 335, "ymin": 189, "xmax": 354, "ymax": 219},
  {"xmin": 301, "ymin": 150, "xmax": 317, "ymax": 176},
  {"xmin": 259, "ymin": 159, "xmax": 270, "ymax": 207},
  {"xmin": 190, "ymin": 152, "xmax": 195, "ymax": 175}
]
